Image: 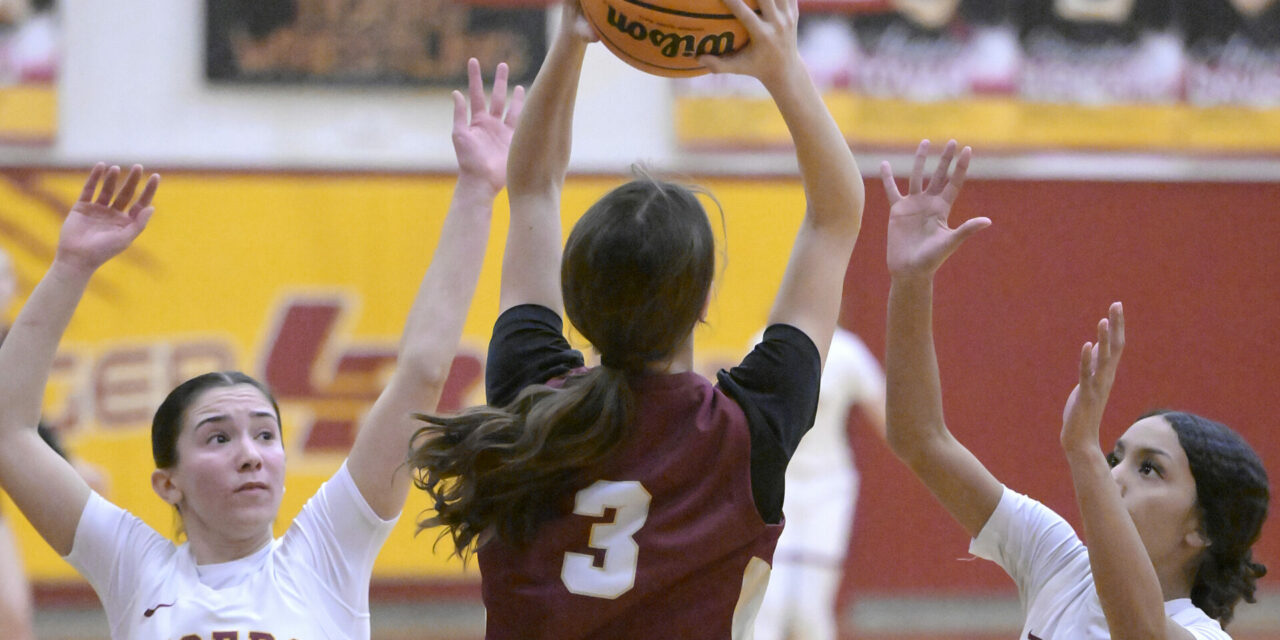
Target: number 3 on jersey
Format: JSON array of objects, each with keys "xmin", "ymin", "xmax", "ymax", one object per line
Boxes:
[{"xmin": 561, "ymin": 480, "xmax": 652, "ymax": 599}]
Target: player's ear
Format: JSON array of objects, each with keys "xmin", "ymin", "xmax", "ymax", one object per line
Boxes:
[
  {"xmin": 1182, "ymin": 508, "xmax": 1210, "ymax": 551},
  {"xmin": 1184, "ymin": 528, "xmax": 1210, "ymax": 550},
  {"xmin": 151, "ymin": 468, "xmax": 182, "ymax": 508}
]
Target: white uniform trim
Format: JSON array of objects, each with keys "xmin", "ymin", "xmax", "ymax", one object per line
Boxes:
[
  {"xmin": 65, "ymin": 462, "xmax": 397, "ymax": 640},
  {"xmin": 970, "ymin": 486, "xmax": 1231, "ymax": 640}
]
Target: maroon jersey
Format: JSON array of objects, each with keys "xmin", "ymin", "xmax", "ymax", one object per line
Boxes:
[{"xmin": 479, "ymin": 305, "xmax": 820, "ymax": 639}]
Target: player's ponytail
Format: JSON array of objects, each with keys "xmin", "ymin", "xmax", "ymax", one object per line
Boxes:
[
  {"xmin": 411, "ymin": 172, "xmax": 717, "ymax": 556},
  {"xmin": 411, "ymin": 366, "xmax": 633, "ymax": 554}
]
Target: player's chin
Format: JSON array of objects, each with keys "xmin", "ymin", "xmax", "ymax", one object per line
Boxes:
[{"xmin": 225, "ymin": 499, "xmax": 283, "ymax": 528}]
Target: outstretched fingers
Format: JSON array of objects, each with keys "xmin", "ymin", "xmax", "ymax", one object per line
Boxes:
[
  {"xmin": 926, "ymin": 140, "xmax": 957, "ymax": 196},
  {"xmin": 110, "ymin": 165, "xmax": 143, "ymax": 211},
  {"xmin": 941, "ymin": 146, "xmax": 971, "ymax": 204},
  {"xmin": 459, "ymin": 58, "xmax": 520, "ymax": 125},
  {"xmin": 78, "ymin": 163, "xmax": 106, "ymax": 203},
  {"xmin": 1096, "ymin": 317, "xmax": 1111, "ymax": 366},
  {"xmin": 935, "ymin": 216, "xmax": 991, "ymax": 264},
  {"xmin": 880, "ymin": 161, "xmax": 902, "ymax": 204},
  {"xmin": 129, "ymin": 174, "xmax": 160, "ymax": 221},
  {"xmin": 1108, "ymin": 302, "xmax": 1125, "ymax": 354},
  {"xmin": 1079, "ymin": 302, "xmax": 1124, "ymax": 387},
  {"xmin": 467, "ymin": 58, "xmax": 487, "ymax": 123},
  {"xmin": 908, "ymin": 140, "xmax": 929, "ymax": 195},
  {"xmin": 452, "ymin": 89, "xmax": 468, "ymax": 132},
  {"xmin": 94, "ymin": 166, "xmax": 121, "ymax": 206},
  {"xmin": 951, "ymin": 215, "xmax": 991, "ymax": 244},
  {"xmin": 505, "ymin": 85, "xmax": 526, "ymax": 127},
  {"xmin": 489, "ymin": 62, "xmax": 510, "ymax": 119},
  {"xmin": 1079, "ymin": 340, "xmax": 1094, "ymax": 385}
]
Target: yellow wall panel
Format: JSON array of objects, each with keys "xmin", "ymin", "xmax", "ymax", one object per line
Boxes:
[
  {"xmin": 0, "ymin": 168, "xmax": 807, "ymax": 585},
  {"xmin": 0, "ymin": 84, "xmax": 56, "ymax": 143},
  {"xmin": 676, "ymin": 93, "xmax": 1280, "ymax": 153}
]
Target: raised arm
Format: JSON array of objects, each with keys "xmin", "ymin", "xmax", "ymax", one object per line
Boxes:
[
  {"xmin": 882, "ymin": 141, "xmax": 1001, "ymax": 538},
  {"xmin": 702, "ymin": 0, "xmax": 864, "ymax": 361},
  {"xmin": 0, "ymin": 516, "xmax": 35, "ymax": 640},
  {"xmin": 0, "ymin": 165, "xmax": 157, "ymax": 555},
  {"xmin": 1059, "ymin": 304, "xmax": 1194, "ymax": 640},
  {"xmin": 499, "ymin": 2, "xmax": 595, "ymax": 313},
  {"xmin": 347, "ymin": 59, "xmax": 524, "ymax": 519}
]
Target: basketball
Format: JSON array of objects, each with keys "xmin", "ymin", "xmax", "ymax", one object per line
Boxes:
[{"xmin": 580, "ymin": 0, "xmax": 758, "ymax": 77}]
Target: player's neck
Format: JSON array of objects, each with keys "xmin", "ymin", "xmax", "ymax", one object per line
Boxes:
[
  {"xmin": 1154, "ymin": 555, "xmax": 1197, "ymax": 602},
  {"xmin": 187, "ymin": 525, "xmax": 273, "ymax": 566},
  {"xmin": 645, "ymin": 334, "xmax": 695, "ymax": 374}
]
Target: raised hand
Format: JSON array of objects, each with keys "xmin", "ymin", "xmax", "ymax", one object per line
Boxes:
[
  {"xmin": 699, "ymin": 0, "xmax": 801, "ymax": 87},
  {"xmin": 883, "ymin": 140, "xmax": 989, "ymax": 279},
  {"xmin": 557, "ymin": 0, "xmax": 599, "ymax": 43},
  {"xmin": 1060, "ymin": 302, "xmax": 1125, "ymax": 453},
  {"xmin": 56, "ymin": 164, "xmax": 159, "ymax": 274},
  {"xmin": 453, "ymin": 58, "xmax": 526, "ymax": 196}
]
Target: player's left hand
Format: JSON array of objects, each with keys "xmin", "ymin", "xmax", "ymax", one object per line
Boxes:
[
  {"xmin": 1060, "ymin": 302, "xmax": 1125, "ymax": 455},
  {"xmin": 557, "ymin": 0, "xmax": 599, "ymax": 43},
  {"xmin": 55, "ymin": 164, "xmax": 159, "ymax": 275},
  {"xmin": 452, "ymin": 58, "xmax": 525, "ymax": 196},
  {"xmin": 699, "ymin": 0, "xmax": 801, "ymax": 87},
  {"xmin": 884, "ymin": 139, "xmax": 990, "ymax": 279}
]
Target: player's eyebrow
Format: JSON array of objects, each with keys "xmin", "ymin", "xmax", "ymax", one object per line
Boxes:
[
  {"xmin": 1113, "ymin": 440, "xmax": 1171, "ymax": 460},
  {"xmin": 194, "ymin": 414, "xmax": 229, "ymax": 431},
  {"xmin": 194, "ymin": 410, "xmax": 277, "ymax": 430}
]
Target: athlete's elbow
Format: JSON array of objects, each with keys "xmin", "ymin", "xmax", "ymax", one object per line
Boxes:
[
  {"xmin": 396, "ymin": 350, "xmax": 454, "ymax": 393},
  {"xmin": 885, "ymin": 422, "xmax": 926, "ymax": 464},
  {"xmin": 885, "ymin": 421, "xmax": 947, "ymax": 470}
]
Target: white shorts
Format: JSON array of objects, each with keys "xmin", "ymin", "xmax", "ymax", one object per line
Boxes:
[{"xmin": 774, "ymin": 468, "xmax": 858, "ymax": 564}]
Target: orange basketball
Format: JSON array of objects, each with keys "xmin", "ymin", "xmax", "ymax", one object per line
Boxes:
[{"xmin": 580, "ymin": 0, "xmax": 758, "ymax": 78}]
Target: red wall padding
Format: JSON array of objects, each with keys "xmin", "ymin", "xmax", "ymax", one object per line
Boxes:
[{"xmin": 839, "ymin": 177, "xmax": 1280, "ymax": 596}]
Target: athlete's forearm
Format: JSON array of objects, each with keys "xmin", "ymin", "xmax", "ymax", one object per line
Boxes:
[
  {"xmin": 759, "ymin": 57, "xmax": 864, "ymax": 355},
  {"xmin": 0, "ymin": 259, "xmax": 95, "ymax": 555},
  {"xmin": 506, "ymin": 29, "xmax": 586, "ymax": 198},
  {"xmin": 1066, "ymin": 446, "xmax": 1172, "ymax": 640},
  {"xmin": 885, "ymin": 275, "xmax": 1002, "ymax": 537},
  {"xmin": 348, "ymin": 173, "xmax": 497, "ymax": 519},
  {"xmin": 765, "ymin": 60, "xmax": 863, "ymax": 240},
  {"xmin": 885, "ymin": 276, "xmax": 947, "ymax": 457},
  {"xmin": 0, "ymin": 260, "xmax": 94, "ymax": 435},
  {"xmin": 397, "ymin": 174, "xmax": 496, "ymax": 387},
  {"xmin": 500, "ymin": 28, "xmax": 586, "ymax": 313}
]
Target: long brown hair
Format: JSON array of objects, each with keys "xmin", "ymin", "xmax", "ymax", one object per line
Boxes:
[{"xmin": 410, "ymin": 175, "xmax": 716, "ymax": 555}]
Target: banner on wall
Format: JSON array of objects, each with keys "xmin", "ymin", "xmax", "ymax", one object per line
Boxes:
[
  {"xmin": 0, "ymin": 167, "xmax": 804, "ymax": 585},
  {"xmin": 204, "ymin": 0, "xmax": 549, "ymax": 87},
  {"xmin": 0, "ymin": 2, "xmax": 58, "ymax": 144},
  {"xmin": 674, "ymin": 1, "xmax": 1280, "ymax": 154}
]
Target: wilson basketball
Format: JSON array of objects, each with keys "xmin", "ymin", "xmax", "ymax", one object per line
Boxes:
[{"xmin": 580, "ymin": 0, "xmax": 758, "ymax": 77}]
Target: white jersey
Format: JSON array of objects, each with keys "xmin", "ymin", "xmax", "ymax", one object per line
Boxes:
[
  {"xmin": 787, "ymin": 328, "xmax": 884, "ymax": 480},
  {"xmin": 970, "ymin": 486, "xmax": 1232, "ymax": 640},
  {"xmin": 65, "ymin": 462, "xmax": 396, "ymax": 640},
  {"xmin": 755, "ymin": 329, "xmax": 884, "ymax": 640}
]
